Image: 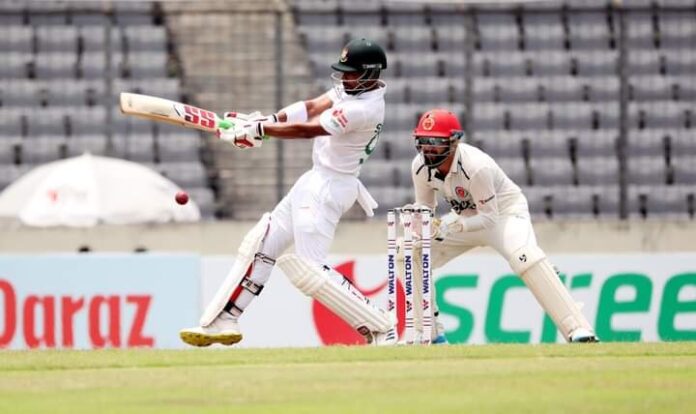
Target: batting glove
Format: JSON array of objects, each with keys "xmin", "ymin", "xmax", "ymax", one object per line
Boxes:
[
  {"xmin": 217, "ymin": 121, "xmax": 266, "ymax": 149},
  {"xmin": 223, "ymin": 111, "xmax": 278, "ymax": 123}
]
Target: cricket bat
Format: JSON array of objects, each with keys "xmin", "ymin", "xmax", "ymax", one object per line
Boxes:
[{"xmin": 119, "ymin": 92, "xmax": 233, "ymax": 132}]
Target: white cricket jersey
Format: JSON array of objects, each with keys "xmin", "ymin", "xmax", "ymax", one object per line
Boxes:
[
  {"xmin": 412, "ymin": 143, "xmax": 528, "ymax": 231},
  {"xmin": 316, "ymin": 87, "xmax": 386, "ymax": 175}
]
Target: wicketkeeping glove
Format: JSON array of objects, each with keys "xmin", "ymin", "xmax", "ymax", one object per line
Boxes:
[{"xmin": 434, "ymin": 213, "xmax": 465, "ymax": 241}]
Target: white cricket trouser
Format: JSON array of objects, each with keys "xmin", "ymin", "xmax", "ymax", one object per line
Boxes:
[
  {"xmin": 249, "ymin": 167, "xmax": 362, "ymax": 284},
  {"xmin": 433, "ymin": 211, "xmax": 538, "ymax": 268},
  {"xmin": 431, "ymin": 207, "xmax": 595, "ymax": 340}
]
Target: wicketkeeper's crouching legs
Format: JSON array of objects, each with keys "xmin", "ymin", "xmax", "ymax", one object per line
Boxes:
[
  {"xmin": 507, "ymin": 244, "xmax": 597, "ymax": 342},
  {"xmin": 492, "ymin": 215, "xmax": 598, "ymax": 343}
]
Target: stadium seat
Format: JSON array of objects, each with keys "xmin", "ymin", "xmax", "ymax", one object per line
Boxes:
[
  {"xmin": 520, "ymin": 186, "xmax": 551, "ymax": 219},
  {"xmin": 127, "ymin": 52, "xmax": 168, "ymax": 79},
  {"xmin": 476, "ymin": 12, "xmax": 519, "ymax": 51},
  {"xmin": 529, "ymin": 157, "xmax": 575, "ymax": 186},
  {"xmin": 359, "ymin": 159, "xmax": 398, "ymax": 186},
  {"xmin": 0, "ymin": 53, "xmax": 29, "ymax": 78},
  {"xmin": 627, "ymin": 156, "xmax": 668, "ymax": 185},
  {"xmin": 392, "ymin": 26, "xmax": 433, "ymax": 52},
  {"xmin": 370, "ymin": 186, "xmax": 413, "ymax": 215},
  {"xmin": 550, "ymin": 186, "xmax": 596, "ymax": 218},
  {"xmin": 112, "ymin": 133, "xmax": 156, "ymax": 163},
  {"xmin": 659, "ymin": 10, "xmax": 696, "ymax": 48},
  {"xmin": 663, "ymin": 50, "xmax": 696, "ymax": 76},
  {"xmin": 587, "ymin": 77, "xmax": 619, "ymax": 102},
  {"xmin": 522, "ymin": 15, "xmax": 565, "ymax": 51},
  {"xmin": 36, "ymin": 26, "xmax": 78, "ymax": 53},
  {"xmin": 550, "ymin": 103, "xmax": 594, "ymax": 130},
  {"xmin": 525, "ymin": 132, "xmax": 570, "ymax": 158},
  {"xmin": 572, "ymin": 131, "xmax": 617, "ymax": 157},
  {"xmin": 572, "ymin": 51, "xmax": 618, "ymax": 77},
  {"xmin": 498, "ymin": 79, "xmax": 540, "ymax": 103},
  {"xmin": 669, "ymin": 131, "xmax": 696, "ymax": 156},
  {"xmin": 70, "ymin": 107, "xmax": 107, "ymax": 136},
  {"xmin": 530, "ymin": 51, "xmax": 572, "ymax": 76},
  {"xmin": 496, "ymin": 156, "xmax": 528, "ymax": 185},
  {"xmin": 79, "ymin": 26, "xmax": 123, "ymax": 53},
  {"xmin": 21, "ymin": 136, "xmax": 67, "ymax": 164},
  {"xmin": 672, "ymin": 157, "xmax": 696, "ymax": 184},
  {"xmin": 626, "ymin": 11, "xmax": 656, "ymax": 49},
  {"xmin": 577, "ymin": 156, "xmax": 619, "ymax": 185},
  {"xmin": 542, "ymin": 77, "xmax": 584, "ymax": 102},
  {"xmin": 26, "ymin": 108, "xmax": 68, "ymax": 137},
  {"xmin": 626, "ymin": 131, "xmax": 668, "ymax": 157},
  {"xmin": 66, "ymin": 135, "xmax": 109, "ymax": 157},
  {"xmin": 567, "ymin": 12, "xmax": 613, "ymax": 50},
  {"xmin": 432, "ymin": 25, "xmax": 467, "ymax": 53},
  {"xmin": 628, "ymin": 185, "xmax": 691, "ymax": 218},
  {"xmin": 473, "ymin": 102, "xmax": 509, "ymax": 131},
  {"xmin": 0, "ymin": 140, "xmax": 17, "ymax": 164},
  {"xmin": 157, "ymin": 161, "xmax": 208, "ymax": 188},
  {"xmin": 476, "ymin": 131, "xmax": 525, "ymax": 158},
  {"xmin": 630, "ymin": 76, "xmax": 676, "ymax": 101},
  {"xmin": 0, "ymin": 26, "xmax": 33, "ymax": 54},
  {"xmin": 509, "ymin": 104, "xmax": 550, "ymax": 130},
  {"xmin": 0, "ymin": 110, "xmax": 24, "ymax": 137},
  {"xmin": 123, "ymin": 26, "xmax": 167, "ymax": 52},
  {"xmin": 158, "ymin": 133, "xmax": 201, "ymax": 162}
]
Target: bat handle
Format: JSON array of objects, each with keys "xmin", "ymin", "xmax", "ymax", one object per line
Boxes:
[{"xmin": 217, "ymin": 118, "xmax": 234, "ymax": 130}]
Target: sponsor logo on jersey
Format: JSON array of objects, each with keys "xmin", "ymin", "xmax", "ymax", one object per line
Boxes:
[
  {"xmin": 331, "ymin": 108, "xmax": 348, "ymax": 128},
  {"xmin": 455, "ymin": 186, "xmax": 468, "ymax": 199}
]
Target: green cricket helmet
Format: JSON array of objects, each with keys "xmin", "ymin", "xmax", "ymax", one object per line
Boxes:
[{"xmin": 331, "ymin": 38, "xmax": 387, "ymax": 95}]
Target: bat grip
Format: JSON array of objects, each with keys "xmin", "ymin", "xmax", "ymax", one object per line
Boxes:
[{"xmin": 218, "ymin": 119, "xmax": 233, "ymax": 130}]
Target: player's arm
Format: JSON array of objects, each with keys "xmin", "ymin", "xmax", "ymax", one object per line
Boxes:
[
  {"xmin": 274, "ymin": 93, "xmax": 333, "ymax": 122},
  {"xmin": 263, "ymin": 118, "xmax": 328, "ymax": 139},
  {"xmin": 256, "ymin": 93, "xmax": 335, "ymax": 139},
  {"xmin": 456, "ymin": 167, "xmax": 499, "ymax": 232}
]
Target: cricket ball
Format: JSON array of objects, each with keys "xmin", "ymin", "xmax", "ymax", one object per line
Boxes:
[{"xmin": 175, "ymin": 191, "xmax": 189, "ymax": 205}]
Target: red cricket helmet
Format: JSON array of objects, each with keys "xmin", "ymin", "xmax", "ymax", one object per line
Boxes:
[
  {"xmin": 413, "ymin": 109, "xmax": 462, "ymax": 138},
  {"xmin": 413, "ymin": 109, "xmax": 464, "ymax": 168}
]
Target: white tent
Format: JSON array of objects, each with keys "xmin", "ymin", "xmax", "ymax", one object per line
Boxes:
[{"xmin": 0, "ymin": 154, "xmax": 201, "ymax": 227}]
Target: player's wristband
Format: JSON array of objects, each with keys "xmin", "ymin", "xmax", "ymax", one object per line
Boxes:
[{"xmin": 280, "ymin": 101, "xmax": 308, "ymax": 123}]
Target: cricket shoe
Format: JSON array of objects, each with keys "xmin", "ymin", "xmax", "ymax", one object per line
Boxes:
[
  {"xmin": 569, "ymin": 328, "xmax": 599, "ymax": 343},
  {"xmin": 179, "ymin": 312, "xmax": 243, "ymax": 347},
  {"xmin": 432, "ymin": 317, "xmax": 448, "ymax": 344},
  {"xmin": 432, "ymin": 334, "xmax": 448, "ymax": 345},
  {"xmin": 363, "ymin": 326, "xmax": 398, "ymax": 346}
]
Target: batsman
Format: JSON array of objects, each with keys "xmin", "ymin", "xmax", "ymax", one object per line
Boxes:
[
  {"xmin": 397, "ymin": 109, "xmax": 598, "ymax": 343},
  {"xmin": 180, "ymin": 38, "xmax": 398, "ymax": 347}
]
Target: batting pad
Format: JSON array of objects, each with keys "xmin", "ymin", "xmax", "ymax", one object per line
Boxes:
[
  {"xmin": 200, "ymin": 213, "xmax": 271, "ymax": 326},
  {"xmin": 519, "ymin": 258, "xmax": 594, "ymax": 341},
  {"xmin": 277, "ymin": 254, "xmax": 394, "ymax": 334}
]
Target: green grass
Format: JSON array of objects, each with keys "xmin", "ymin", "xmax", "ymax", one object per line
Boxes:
[{"xmin": 0, "ymin": 343, "xmax": 695, "ymax": 414}]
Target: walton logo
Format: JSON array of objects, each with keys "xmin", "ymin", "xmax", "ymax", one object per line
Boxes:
[{"xmin": 312, "ymin": 260, "xmax": 406, "ymax": 345}]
